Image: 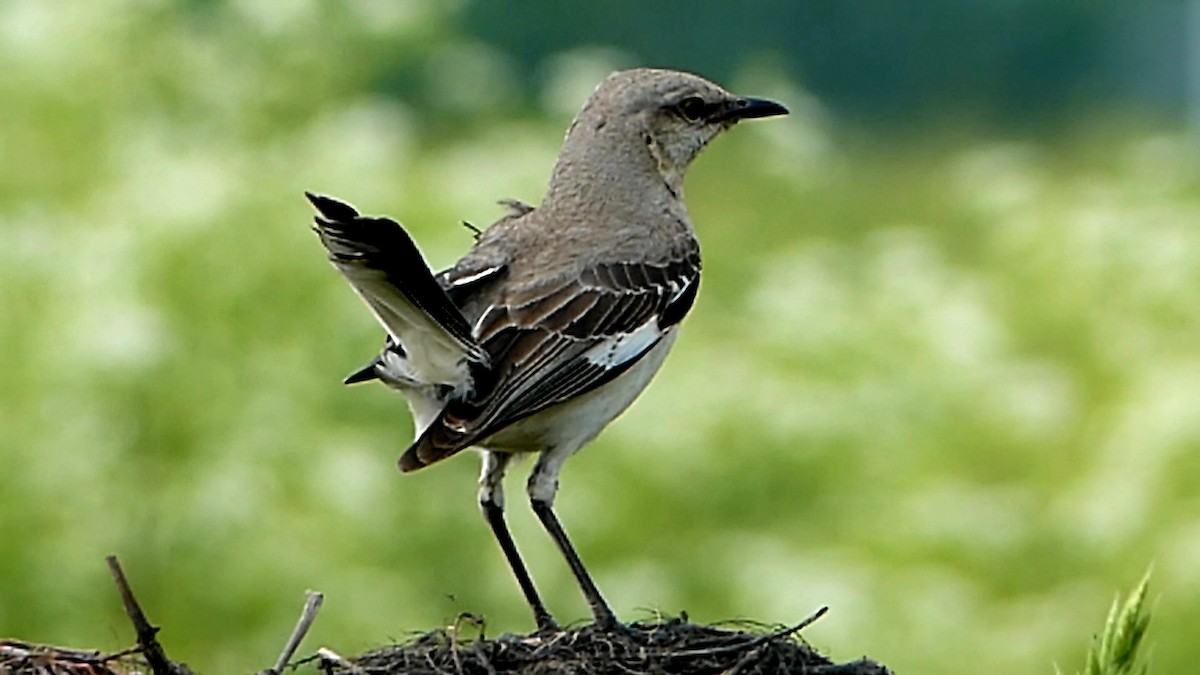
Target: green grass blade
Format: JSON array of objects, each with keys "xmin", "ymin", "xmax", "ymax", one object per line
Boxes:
[{"xmin": 1072, "ymin": 569, "xmax": 1153, "ymax": 675}]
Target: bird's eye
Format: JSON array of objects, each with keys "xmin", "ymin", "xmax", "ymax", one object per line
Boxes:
[{"xmin": 676, "ymin": 96, "xmax": 707, "ymax": 122}]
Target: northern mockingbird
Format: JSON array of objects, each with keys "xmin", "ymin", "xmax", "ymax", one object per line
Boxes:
[{"xmin": 307, "ymin": 68, "xmax": 786, "ymax": 631}]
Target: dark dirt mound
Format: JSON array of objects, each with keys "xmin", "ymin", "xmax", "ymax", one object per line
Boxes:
[{"xmin": 328, "ymin": 616, "xmax": 891, "ymax": 675}]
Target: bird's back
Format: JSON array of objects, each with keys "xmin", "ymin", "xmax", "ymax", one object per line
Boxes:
[{"xmin": 400, "ymin": 199, "xmax": 701, "ymax": 471}]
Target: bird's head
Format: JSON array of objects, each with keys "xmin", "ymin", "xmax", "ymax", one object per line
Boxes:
[{"xmin": 569, "ymin": 68, "xmax": 788, "ymax": 190}]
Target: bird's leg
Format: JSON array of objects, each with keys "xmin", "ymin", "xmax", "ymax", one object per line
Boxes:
[
  {"xmin": 530, "ymin": 500, "xmax": 618, "ymax": 628},
  {"xmin": 527, "ymin": 449, "xmax": 619, "ymax": 629},
  {"xmin": 478, "ymin": 451, "xmax": 558, "ymax": 632}
]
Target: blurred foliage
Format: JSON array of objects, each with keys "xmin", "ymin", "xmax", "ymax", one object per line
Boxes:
[
  {"xmin": 1, "ymin": 2, "xmax": 1198, "ymax": 675},
  {"xmin": 462, "ymin": 0, "xmax": 1115, "ymax": 126}
]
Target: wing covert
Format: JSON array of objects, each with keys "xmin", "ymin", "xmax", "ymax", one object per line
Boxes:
[{"xmin": 401, "ymin": 245, "xmax": 701, "ymax": 470}]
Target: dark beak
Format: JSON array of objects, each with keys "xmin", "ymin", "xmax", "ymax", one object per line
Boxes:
[
  {"xmin": 721, "ymin": 96, "xmax": 789, "ymax": 122},
  {"xmin": 343, "ymin": 359, "xmax": 380, "ymax": 385}
]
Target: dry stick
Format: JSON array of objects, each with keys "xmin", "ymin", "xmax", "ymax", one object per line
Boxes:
[
  {"xmin": 316, "ymin": 647, "xmax": 368, "ymax": 675},
  {"xmin": 266, "ymin": 590, "xmax": 325, "ymax": 675},
  {"xmin": 470, "ymin": 640, "xmax": 499, "ymax": 675},
  {"xmin": 105, "ymin": 555, "xmax": 185, "ymax": 675},
  {"xmin": 447, "ymin": 612, "xmax": 486, "ymax": 675},
  {"xmin": 722, "ymin": 645, "xmax": 766, "ymax": 675},
  {"xmin": 666, "ymin": 606, "xmax": 830, "ymax": 660}
]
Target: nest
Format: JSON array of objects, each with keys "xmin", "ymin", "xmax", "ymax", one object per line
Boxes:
[
  {"xmin": 0, "ymin": 640, "xmax": 145, "ymax": 675},
  {"xmin": 324, "ymin": 615, "xmax": 891, "ymax": 675},
  {"xmin": 2, "ymin": 560, "xmax": 893, "ymax": 674}
]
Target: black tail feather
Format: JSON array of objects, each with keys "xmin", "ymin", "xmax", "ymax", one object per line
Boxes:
[
  {"xmin": 305, "ymin": 191, "xmax": 482, "ymax": 355},
  {"xmin": 306, "ymin": 191, "xmax": 361, "ymax": 223}
]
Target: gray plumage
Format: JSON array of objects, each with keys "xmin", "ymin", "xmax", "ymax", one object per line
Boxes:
[{"xmin": 309, "ymin": 68, "xmax": 787, "ymax": 630}]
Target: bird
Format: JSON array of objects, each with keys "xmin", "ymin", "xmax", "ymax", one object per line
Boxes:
[{"xmin": 307, "ymin": 68, "xmax": 787, "ymax": 632}]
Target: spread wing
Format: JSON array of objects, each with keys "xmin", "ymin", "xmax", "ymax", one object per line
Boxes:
[
  {"xmin": 308, "ymin": 192, "xmax": 488, "ymax": 387},
  {"xmin": 400, "ymin": 245, "xmax": 701, "ymax": 471},
  {"xmin": 340, "ymin": 261, "xmax": 508, "ymax": 386}
]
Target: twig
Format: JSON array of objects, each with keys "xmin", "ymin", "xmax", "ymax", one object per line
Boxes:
[
  {"xmin": 667, "ymin": 606, "xmax": 829, "ymax": 659},
  {"xmin": 722, "ymin": 644, "xmax": 766, "ymax": 675},
  {"xmin": 447, "ymin": 613, "xmax": 483, "ymax": 675},
  {"xmin": 265, "ymin": 590, "xmax": 324, "ymax": 674},
  {"xmin": 460, "ymin": 221, "xmax": 483, "ymax": 240},
  {"xmin": 470, "ymin": 639, "xmax": 498, "ymax": 675},
  {"xmin": 105, "ymin": 555, "xmax": 187, "ymax": 675},
  {"xmin": 316, "ymin": 647, "xmax": 368, "ymax": 675}
]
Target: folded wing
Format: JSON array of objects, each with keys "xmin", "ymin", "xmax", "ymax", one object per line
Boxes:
[{"xmin": 400, "ymin": 247, "xmax": 701, "ymax": 471}]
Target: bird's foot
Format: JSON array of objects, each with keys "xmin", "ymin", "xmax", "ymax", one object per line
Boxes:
[
  {"xmin": 593, "ymin": 614, "xmax": 646, "ymax": 642},
  {"xmin": 534, "ymin": 613, "xmax": 562, "ymax": 635},
  {"xmin": 593, "ymin": 609, "xmax": 628, "ymax": 632}
]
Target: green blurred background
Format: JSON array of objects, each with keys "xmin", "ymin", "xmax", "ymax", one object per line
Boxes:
[{"xmin": 3, "ymin": 2, "xmax": 1199, "ymax": 673}]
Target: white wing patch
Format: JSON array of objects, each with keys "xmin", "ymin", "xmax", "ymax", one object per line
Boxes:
[
  {"xmin": 667, "ymin": 274, "xmax": 693, "ymax": 304},
  {"xmin": 448, "ymin": 264, "xmax": 504, "ymax": 288},
  {"xmin": 583, "ymin": 317, "xmax": 664, "ymax": 369}
]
